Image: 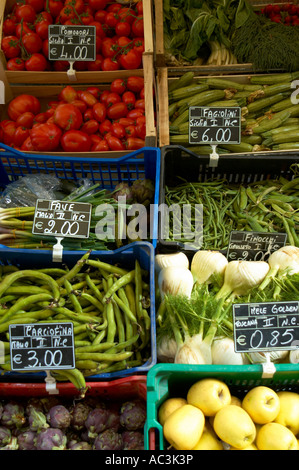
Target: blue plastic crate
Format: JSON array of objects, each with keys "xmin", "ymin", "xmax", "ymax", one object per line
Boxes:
[
  {"xmin": 0, "ymin": 145, "xmax": 161, "ymax": 248},
  {"xmin": 0, "ymin": 241, "xmax": 156, "ymax": 381}
]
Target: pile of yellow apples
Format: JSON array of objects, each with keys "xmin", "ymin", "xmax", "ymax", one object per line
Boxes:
[{"xmin": 158, "ymin": 378, "xmax": 299, "ymax": 450}]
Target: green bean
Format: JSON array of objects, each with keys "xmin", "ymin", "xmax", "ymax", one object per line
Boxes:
[
  {"xmin": 112, "ymin": 293, "xmax": 137, "ymax": 323},
  {"xmin": 85, "ymin": 274, "xmax": 104, "ymax": 303},
  {"xmin": 106, "ymin": 277, "xmax": 116, "ymax": 343},
  {"xmin": 112, "ymin": 299, "xmax": 125, "ymax": 344},
  {"xmin": 80, "ymin": 293, "xmax": 104, "ymax": 313},
  {"xmin": 103, "ymin": 270, "xmax": 135, "ymax": 301},
  {"xmin": 56, "ymin": 251, "xmax": 91, "ymax": 286},
  {"xmin": 0, "ymin": 293, "xmax": 54, "ymax": 324},
  {"xmin": 75, "ymin": 350, "xmax": 133, "ymax": 362},
  {"xmin": 91, "ymin": 328, "xmax": 107, "ymax": 346},
  {"xmin": 75, "ymin": 342, "xmax": 116, "ymax": 353},
  {"xmin": 85, "ymin": 259, "xmax": 128, "ymax": 276},
  {"xmin": 0, "ymin": 270, "xmax": 60, "ymax": 302},
  {"xmin": 63, "ymin": 279, "xmax": 83, "ymax": 314}
]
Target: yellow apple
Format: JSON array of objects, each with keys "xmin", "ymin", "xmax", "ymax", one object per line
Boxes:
[
  {"xmin": 256, "ymin": 422, "xmax": 298, "ymax": 450},
  {"xmin": 187, "ymin": 378, "xmax": 231, "ymax": 416},
  {"xmin": 274, "ymin": 391, "xmax": 299, "ymax": 436},
  {"xmin": 230, "ymin": 443, "xmax": 258, "ymax": 450},
  {"xmin": 158, "ymin": 397, "xmax": 187, "ymax": 426},
  {"xmin": 242, "ymin": 386, "xmax": 280, "ymax": 424},
  {"xmin": 163, "ymin": 404, "xmax": 205, "ymax": 450},
  {"xmin": 192, "ymin": 422, "xmax": 223, "ymax": 450},
  {"xmin": 231, "ymin": 396, "xmax": 242, "ymax": 407},
  {"xmin": 213, "ymin": 405, "xmax": 256, "ymax": 450}
]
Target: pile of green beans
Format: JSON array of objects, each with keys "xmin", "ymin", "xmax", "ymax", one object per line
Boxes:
[
  {"xmin": 164, "ymin": 168, "xmax": 299, "ymax": 250},
  {"xmin": 168, "ymin": 71, "xmax": 299, "ymax": 154},
  {"xmin": 0, "ymin": 251, "xmax": 151, "ymax": 397}
]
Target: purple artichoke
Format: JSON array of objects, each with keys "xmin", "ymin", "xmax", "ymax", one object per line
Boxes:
[
  {"xmin": 25, "ymin": 398, "xmax": 44, "ymax": 414},
  {"xmin": 122, "ymin": 431, "xmax": 144, "ymax": 450},
  {"xmin": 27, "ymin": 406, "xmax": 49, "ymax": 432},
  {"xmin": 0, "ymin": 426, "xmax": 12, "ymax": 447},
  {"xmin": 1, "ymin": 402, "xmax": 26, "ymax": 429},
  {"xmin": 112, "ymin": 183, "xmax": 134, "ymax": 203},
  {"xmin": 131, "ymin": 179, "xmax": 155, "ymax": 204},
  {"xmin": 68, "ymin": 441, "xmax": 92, "ymax": 450},
  {"xmin": 0, "ymin": 436, "xmax": 18, "ymax": 450},
  {"xmin": 17, "ymin": 430, "xmax": 37, "ymax": 450},
  {"xmin": 85, "ymin": 406, "xmax": 109, "ymax": 439},
  {"xmin": 93, "ymin": 430, "xmax": 123, "ymax": 450},
  {"xmin": 70, "ymin": 402, "xmax": 92, "ymax": 431},
  {"xmin": 119, "ymin": 399, "xmax": 146, "ymax": 431},
  {"xmin": 47, "ymin": 405, "xmax": 71, "ymax": 430},
  {"xmin": 40, "ymin": 397, "xmax": 60, "ymax": 413},
  {"xmin": 35, "ymin": 428, "xmax": 67, "ymax": 450},
  {"xmin": 106, "ymin": 404, "xmax": 120, "ymax": 432}
]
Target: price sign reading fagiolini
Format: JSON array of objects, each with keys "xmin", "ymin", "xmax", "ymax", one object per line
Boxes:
[
  {"xmin": 32, "ymin": 199, "xmax": 92, "ymax": 239},
  {"xmin": 233, "ymin": 301, "xmax": 299, "ymax": 353},
  {"xmin": 9, "ymin": 323, "xmax": 75, "ymax": 371},
  {"xmin": 227, "ymin": 231, "xmax": 287, "ymax": 262},
  {"xmin": 48, "ymin": 25, "xmax": 96, "ymax": 61},
  {"xmin": 189, "ymin": 106, "xmax": 241, "ymax": 145}
]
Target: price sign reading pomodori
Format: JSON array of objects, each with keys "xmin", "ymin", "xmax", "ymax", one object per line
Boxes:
[
  {"xmin": 227, "ymin": 231, "xmax": 287, "ymax": 262},
  {"xmin": 32, "ymin": 199, "xmax": 92, "ymax": 239},
  {"xmin": 233, "ymin": 301, "xmax": 299, "ymax": 353},
  {"xmin": 9, "ymin": 323, "xmax": 75, "ymax": 371},
  {"xmin": 189, "ymin": 106, "xmax": 241, "ymax": 145},
  {"xmin": 48, "ymin": 25, "xmax": 96, "ymax": 61}
]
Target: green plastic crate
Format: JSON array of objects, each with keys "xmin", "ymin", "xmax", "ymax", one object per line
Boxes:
[{"xmin": 144, "ymin": 363, "xmax": 299, "ymax": 450}]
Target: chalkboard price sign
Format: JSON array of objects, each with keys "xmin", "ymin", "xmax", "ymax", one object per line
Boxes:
[
  {"xmin": 48, "ymin": 25, "xmax": 96, "ymax": 61},
  {"xmin": 227, "ymin": 231, "xmax": 287, "ymax": 262},
  {"xmin": 233, "ymin": 301, "xmax": 299, "ymax": 353},
  {"xmin": 189, "ymin": 106, "xmax": 241, "ymax": 145},
  {"xmin": 9, "ymin": 323, "xmax": 75, "ymax": 371},
  {"xmin": 32, "ymin": 199, "xmax": 92, "ymax": 239}
]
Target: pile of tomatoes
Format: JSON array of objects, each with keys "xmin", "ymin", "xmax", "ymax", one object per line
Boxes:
[
  {"xmin": 1, "ymin": 0, "xmax": 144, "ymax": 71},
  {"xmin": 0, "ymin": 76, "xmax": 147, "ymax": 152},
  {"xmin": 258, "ymin": 3, "xmax": 299, "ymax": 25}
]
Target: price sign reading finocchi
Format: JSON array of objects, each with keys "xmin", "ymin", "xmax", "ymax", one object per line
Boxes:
[
  {"xmin": 189, "ymin": 106, "xmax": 241, "ymax": 145},
  {"xmin": 9, "ymin": 323, "xmax": 75, "ymax": 371}
]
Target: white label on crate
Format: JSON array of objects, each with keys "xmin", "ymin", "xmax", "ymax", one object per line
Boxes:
[{"xmin": 0, "ymin": 81, "xmax": 5, "ymax": 105}]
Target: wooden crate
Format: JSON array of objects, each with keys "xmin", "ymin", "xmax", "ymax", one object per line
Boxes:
[
  {"xmin": 153, "ymin": 0, "xmax": 293, "ymax": 72},
  {"xmin": 0, "ymin": 55, "xmax": 157, "ymax": 158},
  {"xmin": 157, "ymin": 66, "xmax": 299, "ymax": 156},
  {"xmin": 0, "ymin": 0, "xmax": 154, "ymax": 84}
]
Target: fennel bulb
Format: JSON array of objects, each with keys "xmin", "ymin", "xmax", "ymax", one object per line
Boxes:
[
  {"xmin": 157, "ymin": 335, "xmax": 178, "ymax": 363},
  {"xmin": 215, "ymin": 260, "xmax": 270, "ymax": 300},
  {"xmin": 211, "ymin": 337, "xmax": 248, "ymax": 365},
  {"xmin": 158, "ymin": 266, "xmax": 194, "ymax": 299},
  {"xmin": 248, "ymin": 350, "xmax": 289, "ymax": 364},
  {"xmin": 174, "ymin": 334, "xmax": 207, "ymax": 365},
  {"xmin": 259, "ymin": 246, "xmax": 299, "ymax": 291},
  {"xmin": 191, "ymin": 250, "xmax": 228, "ymax": 286},
  {"xmin": 289, "ymin": 349, "xmax": 299, "ymax": 364},
  {"xmin": 155, "ymin": 252, "xmax": 189, "ymax": 274}
]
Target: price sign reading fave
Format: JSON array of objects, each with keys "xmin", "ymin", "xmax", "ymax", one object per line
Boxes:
[
  {"xmin": 189, "ymin": 106, "xmax": 241, "ymax": 145},
  {"xmin": 32, "ymin": 199, "xmax": 92, "ymax": 239},
  {"xmin": 233, "ymin": 301, "xmax": 299, "ymax": 354},
  {"xmin": 9, "ymin": 323, "xmax": 75, "ymax": 371}
]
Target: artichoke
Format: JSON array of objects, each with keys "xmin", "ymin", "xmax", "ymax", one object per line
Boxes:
[
  {"xmin": 17, "ymin": 430, "xmax": 37, "ymax": 450},
  {"xmin": 131, "ymin": 179, "xmax": 155, "ymax": 204},
  {"xmin": 122, "ymin": 431, "xmax": 144, "ymax": 450},
  {"xmin": 85, "ymin": 405, "xmax": 109, "ymax": 439},
  {"xmin": 70, "ymin": 402, "xmax": 92, "ymax": 431},
  {"xmin": 93, "ymin": 429, "xmax": 123, "ymax": 450},
  {"xmin": 47, "ymin": 405, "xmax": 71, "ymax": 430},
  {"xmin": 119, "ymin": 399, "xmax": 146, "ymax": 431},
  {"xmin": 0, "ymin": 426, "xmax": 11, "ymax": 447},
  {"xmin": 1, "ymin": 402, "xmax": 26, "ymax": 429},
  {"xmin": 35, "ymin": 428, "xmax": 67, "ymax": 450},
  {"xmin": 68, "ymin": 441, "xmax": 92, "ymax": 450}
]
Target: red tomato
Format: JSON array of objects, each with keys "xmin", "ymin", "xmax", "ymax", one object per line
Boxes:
[
  {"xmin": 133, "ymin": 37, "xmax": 145, "ymax": 55},
  {"xmin": 116, "ymin": 36, "xmax": 132, "ymax": 48},
  {"xmin": 105, "ymin": 134, "xmax": 124, "ymax": 151},
  {"xmin": 110, "ymin": 78, "xmax": 126, "ymax": 95},
  {"xmin": 90, "ymin": 134, "xmax": 102, "ymax": 144},
  {"xmin": 35, "ymin": 19, "xmax": 51, "ymax": 40},
  {"xmin": 122, "ymin": 91, "xmax": 136, "ymax": 110},
  {"xmin": 3, "ymin": 18, "xmax": 17, "ymax": 36},
  {"xmin": 53, "ymin": 103, "xmax": 83, "ymax": 130},
  {"xmin": 80, "ymin": 11, "xmax": 94, "ymax": 25},
  {"xmin": 117, "ymin": 117, "xmax": 135, "ymax": 127},
  {"xmin": 118, "ymin": 7, "xmax": 136, "ymax": 24},
  {"xmin": 111, "ymin": 122, "xmax": 125, "ymax": 139},
  {"xmin": 125, "ymin": 137, "xmax": 145, "ymax": 150},
  {"xmin": 94, "ymin": 10, "xmax": 107, "ymax": 23},
  {"xmin": 106, "ymin": 2, "xmax": 122, "ymax": 13},
  {"xmin": 87, "ymin": 56, "xmax": 103, "ymax": 71},
  {"xmin": 99, "ymin": 119, "xmax": 112, "ymax": 135},
  {"xmin": 58, "ymin": 86, "xmax": 78, "ymax": 103},
  {"xmin": 101, "ymin": 57, "xmax": 119, "ymax": 71},
  {"xmin": 57, "ymin": 5, "xmax": 76, "ymax": 23},
  {"xmin": 74, "ymin": 61, "xmax": 88, "ymax": 71},
  {"xmin": 83, "ymin": 108, "xmax": 94, "ymax": 121},
  {"xmin": 38, "ymin": 11, "xmax": 53, "ymax": 23},
  {"xmin": 30, "ymin": 123, "xmax": 62, "ymax": 151},
  {"xmin": 135, "ymin": 120, "xmax": 146, "ymax": 139},
  {"xmin": 14, "ymin": 126, "xmax": 30, "ymax": 147},
  {"xmin": 81, "ymin": 119, "xmax": 99, "ymax": 135},
  {"xmin": 115, "ymin": 21, "xmax": 131, "ymax": 37},
  {"xmin": 15, "ymin": 22, "xmax": 33, "ymax": 39},
  {"xmin": 61, "ymin": 130, "xmax": 92, "ymax": 152},
  {"xmin": 70, "ymin": 99, "xmax": 88, "ymax": 114},
  {"xmin": 92, "ymin": 102, "xmax": 107, "ymax": 123},
  {"xmin": 23, "ymin": 32, "xmax": 43, "ymax": 54},
  {"xmin": 131, "ymin": 17, "xmax": 144, "ymax": 37},
  {"xmin": 78, "ymin": 90, "xmax": 98, "ymax": 107},
  {"xmin": 89, "ymin": 21, "xmax": 106, "ymax": 39},
  {"xmin": 1, "ymin": 121, "xmax": 17, "ymax": 145},
  {"xmin": 119, "ymin": 49, "xmax": 142, "ymax": 70},
  {"xmin": 64, "ymin": 0, "xmax": 85, "ymax": 14},
  {"xmin": 16, "ymin": 111, "xmax": 35, "ymax": 128},
  {"xmin": 105, "ymin": 11, "xmax": 119, "ymax": 28},
  {"xmin": 101, "ymin": 37, "xmax": 118, "ymax": 58},
  {"xmin": 125, "ymin": 124, "xmax": 137, "ymax": 138},
  {"xmin": 7, "ymin": 57, "xmax": 25, "ymax": 71},
  {"xmin": 1, "ymin": 36, "xmax": 20, "ymax": 59},
  {"xmin": 88, "ymin": 0, "xmax": 109, "ymax": 10},
  {"xmin": 126, "ymin": 76, "xmax": 144, "ymax": 93},
  {"xmin": 135, "ymin": 98, "xmax": 145, "ymax": 110},
  {"xmin": 126, "ymin": 108, "xmax": 144, "ymax": 120},
  {"xmin": 53, "ymin": 60, "xmax": 70, "ymax": 71},
  {"xmin": 107, "ymin": 102, "xmax": 128, "ymax": 120},
  {"xmin": 34, "ymin": 112, "xmax": 48, "ymax": 123},
  {"xmin": 99, "ymin": 90, "xmax": 110, "ymax": 105},
  {"xmin": 106, "ymin": 92, "xmax": 122, "ymax": 107},
  {"xmin": 135, "ymin": 1, "xmax": 143, "ymax": 15},
  {"xmin": 91, "ymin": 139, "xmax": 109, "ymax": 151},
  {"xmin": 86, "ymin": 86, "xmax": 101, "ymax": 99},
  {"xmin": 47, "ymin": 0, "xmax": 64, "ymax": 18},
  {"xmin": 25, "ymin": 53, "xmax": 48, "ymax": 71},
  {"xmin": 15, "ymin": 4, "xmax": 36, "ymax": 23},
  {"xmin": 21, "ymin": 136, "xmax": 34, "ymax": 151},
  {"xmin": 8, "ymin": 95, "xmax": 41, "ymax": 121},
  {"xmin": 27, "ymin": 0, "xmax": 44, "ymax": 12}
]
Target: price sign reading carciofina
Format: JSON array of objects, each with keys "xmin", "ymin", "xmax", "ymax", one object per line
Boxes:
[
  {"xmin": 48, "ymin": 25, "xmax": 96, "ymax": 62},
  {"xmin": 9, "ymin": 323, "xmax": 75, "ymax": 371},
  {"xmin": 189, "ymin": 106, "xmax": 241, "ymax": 145},
  {"xmin": 32, "ymin": 199, "xmax": 92, "ymax": 239},
  {"xmin": 233, "ymin": 301, "xmax": 299, "ymax": 354},
  {"xmin": 227, "ymin": 231, "xmax": 287, "ymax": 262}
]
